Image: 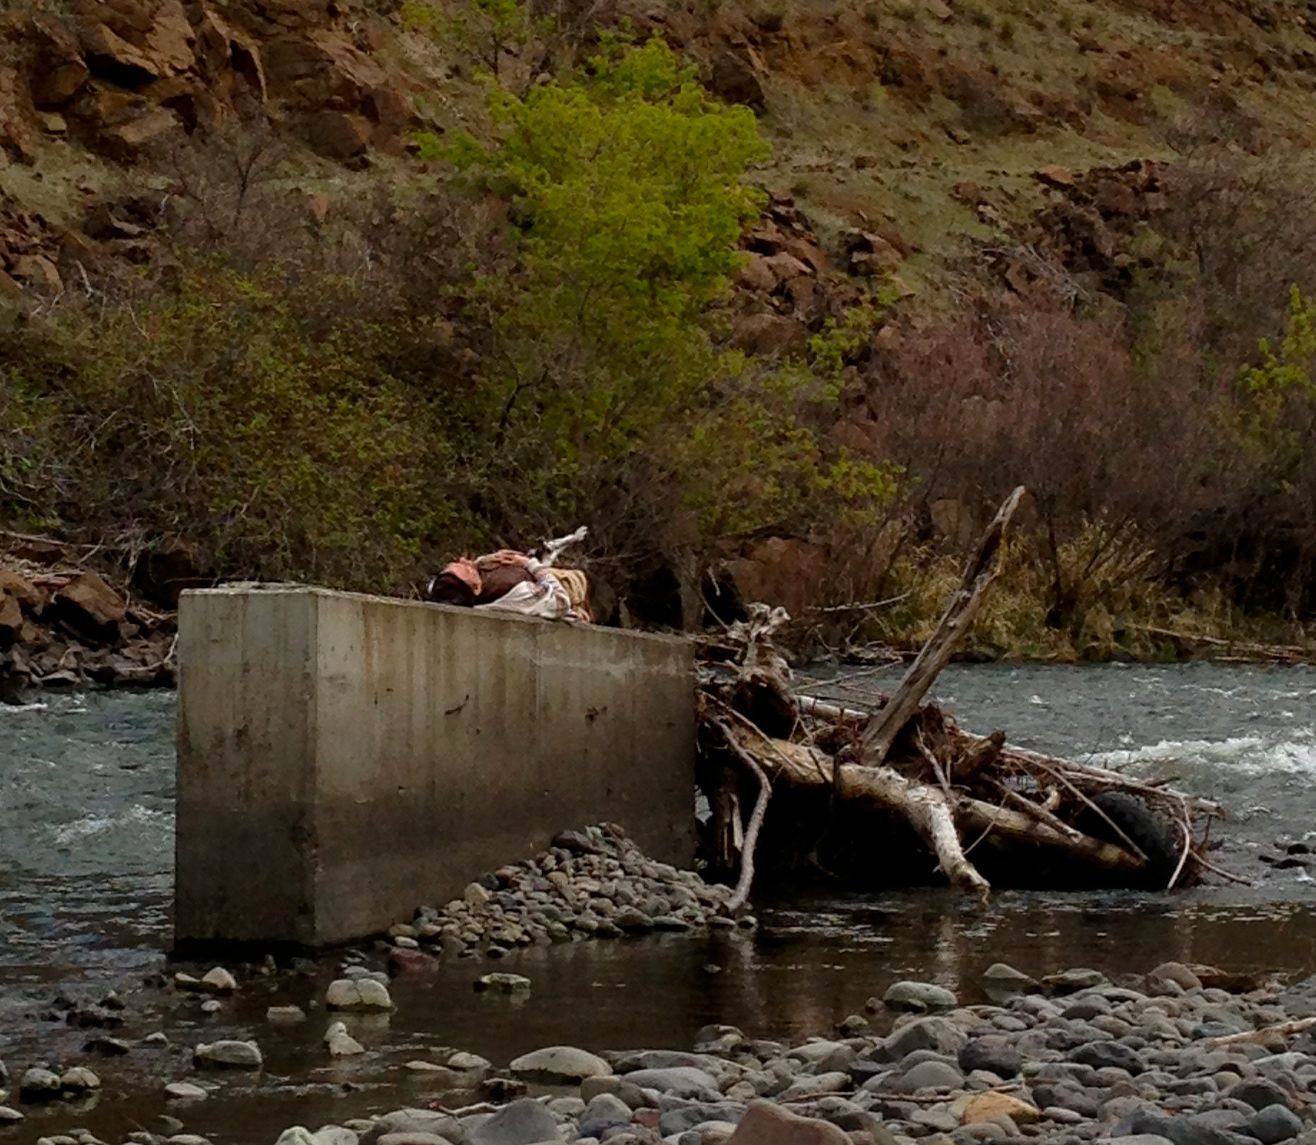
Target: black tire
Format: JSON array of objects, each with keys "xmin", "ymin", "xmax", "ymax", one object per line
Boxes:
[{"xmin": 1088, "ymin": 791, "xmax": 1182, "ymax": 885}]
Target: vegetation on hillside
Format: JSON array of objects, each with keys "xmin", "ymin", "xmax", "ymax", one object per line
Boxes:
[{"xmin": 2, "ymin": 0, "xmax": 1316, "ymax": 657}]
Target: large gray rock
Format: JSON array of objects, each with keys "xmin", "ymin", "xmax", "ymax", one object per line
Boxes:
[
  {"xmin": 19, "ymin": 1067, "xmax": 63, "ymax": 1099},
  {"xmin": 371, "ymin": 1109, "xmax": 461, "ymax": 1142},
  {"xmin": 958, "ymin": 1038, "xmax": 1021, "ymax": 1079},
  {"xmin": 883, "ymin": 982, "xmax": 959, "ymax": 1012},
  {"xmin": 579, "ymin": 1094, "xmax": 632, "ymax": 1138},
  {"xmin": 194, "ymin": 1039, "xmax": 262, "ymax": 1068},
  {"xmin": 1249, "ymin": 1105, "xmax": 1304, "ymax": 1145},
  {"xmin": 900, "ymin": 1060, "xmax": 963, "ymax": 1091},
  {"xmin": 1226, "ymin": 1078, "xmax": 1292, "ymax": 1111},
  {"xmin": 884, "ymin": 1017, "xmax": 969, "ymax": 1059},
  {"xmin": 623, "ymin": 1066, "xmax": 721, "ymax": 1098},
  {"xmin": 467, "ymin": 1099, "xmax": 558, "ymax": 1145},
  {"xmin": 510, "ymin": 1046, "xmax": 611, "ymax": 1083},
  {"xmin": 314, "ymin": 1128, "xmax": 361, "ymax": 1145}
]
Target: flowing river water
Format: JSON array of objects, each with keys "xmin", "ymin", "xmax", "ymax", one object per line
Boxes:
[{"xmin": 3, "ymin": 664, "xmax": 1316, "ymax": 1142}]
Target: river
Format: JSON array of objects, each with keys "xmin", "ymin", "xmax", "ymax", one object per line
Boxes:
[{"xmin": 2, "ymin": 663, "xmax": 1316, "ymax": 1141}]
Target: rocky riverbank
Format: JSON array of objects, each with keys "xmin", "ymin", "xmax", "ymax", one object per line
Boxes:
[
  {"xmin": 12, "ymin": 956, "xmax": 1316, "ymax": 1145},
  {"xmin": 397, "ymin": 825, "xmax": 743, "ymax": 962},
  {"xmin": 0, "ymin": 544, "xmax": 177, "ymax": 693}
]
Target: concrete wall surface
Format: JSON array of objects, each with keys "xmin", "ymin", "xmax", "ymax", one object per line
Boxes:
[{"xmin": 175, "ymin": 586, "xmax": 695, "ymax": 948}]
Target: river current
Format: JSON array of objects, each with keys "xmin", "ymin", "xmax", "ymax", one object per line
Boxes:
[{"xmin": 2, "ymin": 664, "xmax": 1316, "ymax": 1141}]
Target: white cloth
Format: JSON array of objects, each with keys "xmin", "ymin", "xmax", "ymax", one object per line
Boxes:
[{"xmin": 473, "ymin": 571, "xmax": 573, "ymax": 619}]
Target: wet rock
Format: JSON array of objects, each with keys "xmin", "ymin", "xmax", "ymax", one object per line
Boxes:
[
  {"xmin": 467, "ymin": 1098, "xmax": 558, "ymax": 1145},
  {"xmin": 200, "ymin": 999, "xmax": 223, "ymax": 1014},
  {"xmin": 510, "ymin": 1045, "xmax": 611, "ymax": 1083},
  {"xmin": 200, "ymin": 967, "xmax": 237, "ymax": 993},
  {"xmin": 19, "ymin": 1067, "xmax": 63, "ymax": 1100},
  {"xmin": 371, "ymin": 1110, "xmax": 461, "ymax": 1141},
  {"xmin": 326, "ymin": 978, "xmax": 393, "ymax": 1011},
  {"xmin": 165, "ymin": 1082, "xmax": 208, "ymax": 1100},
  {"xmin": 267, "ymin": 1006, "xmax": 308, "ymax": 1022},
  {"xmin": 1044, "ymin": 969, "xmax": 1107, "ymax": 994},
  {"xmin": 447, "ymin": 1051, "xmax": 492, "ymax": 1071},
  {"xmin": 275, "ymin": 1131, "xmax": 319, "ymax": 1145},
  {"xmin": 0, "ymin": 1107, "xmax": 22, "ymax": 1123},
  {"xmin": 60, "ymin": 1066, "xmax": 100, "ymax": 1092},
  {"xmin": 313, "ymin": 1128, "xmax": 360, "ymax": 1145},
  {"xmin": 83, "ymin": 1035, "xmax": 131, "ymax": 1055},
  {"xmin": 193, "ymin": 1039, "xmax": 262, "ymax": 1069},
  {"xmin": 725, "ymin": 1101, "xmax": 848, "ymax": 1145},
  {"xmin": 1248, "ymin": 1105, "xmax": 1303, "ymax": 1144},
  {"xmin": 325, "ymin": 1022, "xmax": 365, "ymax": 1057},
  {"xmin": 884, "ymin": 982, "xmax": 959, "ymax": 1012},
  {"xmin": 474, "ymin": 974, "xmax": 531, "ymax": 994}
]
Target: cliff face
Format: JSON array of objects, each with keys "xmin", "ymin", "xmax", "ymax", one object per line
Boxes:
[{"xmin": 3, "ymin": 0, "xmax": 1315, "ymax": 308}]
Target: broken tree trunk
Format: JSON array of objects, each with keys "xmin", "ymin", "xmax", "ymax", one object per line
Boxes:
[{"xmin": 861, "ymin": 487, "xmax": 1024, "ymax": 768}]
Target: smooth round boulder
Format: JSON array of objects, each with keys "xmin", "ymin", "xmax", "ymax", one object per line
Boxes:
[
  {"xmin": 1249, "ymin": 1104, "xmax": 1304, "ymax": 1145},
  {"xmin": 509, "ymin": 1045, "xmax": 611, "ymax": 1083},
  {"xmin": 884, "ymin": 981, "xmax": 959, "ymax": 1012},
  {"xmin": 326, "ymin": 979, "xmax": 393, "ymax": 1011},
  {"xmin": 18, "ymin": 1067, "xmax": 63, "ymax": 1100}
]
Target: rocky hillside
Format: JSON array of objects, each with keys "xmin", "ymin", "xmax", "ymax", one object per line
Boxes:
[{"xmin": 3, "ymin": 0, "xmax": 1316, "ymax": 659}]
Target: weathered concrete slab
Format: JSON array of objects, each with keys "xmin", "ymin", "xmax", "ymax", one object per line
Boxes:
[{"xmin": 175, "ymin": 586, "xmax": 695, "ymax": 948}]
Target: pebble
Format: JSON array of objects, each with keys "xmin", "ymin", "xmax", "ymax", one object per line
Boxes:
[{"xmin": 165, "ymin": 1082, "xmax": 208, "ymax": 1100}]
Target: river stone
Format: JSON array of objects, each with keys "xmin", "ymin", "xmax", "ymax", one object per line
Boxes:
[
  {"xmin": 475, "ymin": 974, "xmax": 531, "ymax": 994},
  {"xmin": 0, "ymin": 1107, "xmax": 23, "ymax": 1124},
  {"xmin": 579, "ymin": 1094, "xmax": 633, "ymax": 1137},
  {"xmin": 725, "ymin": 1101, "xmax": 849, "ymax": 1145},
  {"xmin": 314, "ymin": 1128, "xmax": 360, "ymax": 1145},
  {"xmin": 1044, "ymin": 968, "xmax": 1107, "ymax": 994},
  {"xmin": 661, "ymin": 1103, "xmax": 751, "ymax": 1136},
  {"xmin": 377, "ymin": 1135, "xmax": 452, "ymax": 1145},
  {"xmin": 510, "ymin": 1046, "xmax": 611, "ymax": 1083},
  {"xmin": 325, "ymin": 1022, "xmax": 365, "ymax": 1057},
  {"xmin": 372, "ymin": 1110, "xmax": 461, "ymax": 1141},
  {"xmin": 580, "ymin": 1076, "xmax": 647, "ymax": 1109},
  {"xmin": 447, "ymin": 1052, "xmax": 492, "ymax": 1071},
  {"xmin": 268, "ymin": 1005, "xmax": 308, "ymax": 1022},
  {"xmin": 60, "ymin": 1066, "xmax": 100, "ymax": 1091},
  {"xmin": 1103, "ymin": 1138, "xmax": 1177, "ymax": 1145},
  {"xmin": 1249, "ymin": 1105, "xmax": 1303, "ymax": 1145},
  {"xmin": 958, "ymin": 1039, "xmax": 1021, "ymax": 1079},
  {"xmin": 956, "ymin": 1092, "xmax": 1041, "ymax": 1126},
  {"xmin": 200, "ymin": 967, "xmax": 237, "ymax": 993},
  {"xmin": 194, "ymin": 1039, "xmax": 262, "ymax": 1068},
  {"xmin": 165, "ymin": 1082, "xmax": 208, "ymax": 1100},
  {"xmin": 901, "ymin": 1061, "xmax": 964, "ymax": 1091},
  {"xmin": 1225, "ymin": 1079, "xmax": 1291, "ymax": 1111},
  {"xmin": 623, "ymin": 1066, "xmax": 721, "ymax": 1098},
  {"xmin": 467, "ymin": 1098, "xmax": 557, "ymax": 1145},
  {"xmin": 885, "ymin": 1017, "xmax": 969, "ymax": 1059},
  {"xmin": 19, "ymin": 1067, "xmax": 63, "ymax": 1099},
  {"xmin": 1071, "ymin": 1041, "xmax": 1144, "ymax": 1074},
  {"xmin": 326, "ymin": 979, "xmax": 393, "ymax": 1011},
  {"xmin": 781, "ymin": 1071, "xmax": 852, "ymax": 1099},
  {"xmin": 884, "ymin": 982, "xmax": 959, "ymax": 1012},
  {"xmin": 1149, "ymin": 963, "xmax": 1204, "ymax": 992},
  {"xmin": 982, "ymin": 964, "xmax": 1037, "ymax": 999}
]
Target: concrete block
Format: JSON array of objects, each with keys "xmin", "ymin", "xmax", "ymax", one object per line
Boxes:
[{"xmin": 175, "ymin": 586, "xmax": 695, "ymax": 948}]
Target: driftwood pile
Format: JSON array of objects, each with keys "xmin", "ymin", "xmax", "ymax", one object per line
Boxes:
[{"xmin": 696, "ymin": 488, "xmax": 1240, "ymax": 906}]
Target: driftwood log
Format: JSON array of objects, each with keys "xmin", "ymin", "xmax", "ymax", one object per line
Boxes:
[{"xmin": 697, "ymin": 487, "xmax": 1238, "ymax": 907}]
